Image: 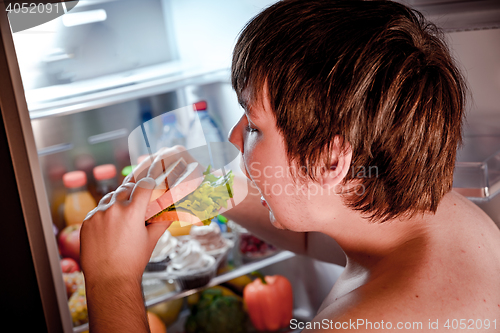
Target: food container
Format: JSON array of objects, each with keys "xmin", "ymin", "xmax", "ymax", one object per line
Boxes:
[
  {"xmin": 142, "ymin": 278, "xmax": 183, "ymax": 326},
  {"xmin": 188, "ymin": 223, "xmax": 235, "ymax": 269},
  {"xmin": 145, "ymin": 230, "xmax": 178, "ymax": 272},
  {"xmin": 239, "ymin": 232, "xmax": 278, "ymax": 264},
  {"xmin": 167, "ymin": 239, "xmax": 218, "ymax": 290},
  {"xmin": 171, "ymin": 259, "xmax": 217, "ymax": 290}
]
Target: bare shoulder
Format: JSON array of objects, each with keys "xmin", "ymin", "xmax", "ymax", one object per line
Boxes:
[
  {"xmin": 446, "ymin": 191, "xmax": 499, "ymax": 229},
  {"xmin": 306, "ymin": 286, "xmax": 500, "ymax": 332},
  {"xmin": 436, "ymin": 192, "xmax": 500, "ymax": 253},
  {"xmin": 303, "ymin": 192, "xmax": 500, "ymax": 332}
]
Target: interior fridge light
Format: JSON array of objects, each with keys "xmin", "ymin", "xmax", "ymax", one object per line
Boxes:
[{"xmin": 62, "ymin": 9, "xmax": 107, "ymax": 27}]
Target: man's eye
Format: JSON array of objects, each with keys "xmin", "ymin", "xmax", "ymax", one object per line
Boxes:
[{"xmin": 245, "ymin": 125, "xmax": 258, "ymax": 133}]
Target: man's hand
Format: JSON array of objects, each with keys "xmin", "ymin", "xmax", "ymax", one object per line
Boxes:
[
  {"xmin": 80, "ymin": 177, "xmax": 171, "ymax": 283},
  {"xmin": 80, "ymin": 146, "xmax": 194, "ymax": 282},
  {"xmin": 79, "ymin": 147, "xmax": 194, "ymax": 333},
  {"xmin": 125, "ymin": 145, "xmax": 200, "ymax": 185}
]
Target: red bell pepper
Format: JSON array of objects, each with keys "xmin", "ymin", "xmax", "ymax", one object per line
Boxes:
[{"xmin": 243, "ymin": 273, "xmax": 293, "ymax": 331}]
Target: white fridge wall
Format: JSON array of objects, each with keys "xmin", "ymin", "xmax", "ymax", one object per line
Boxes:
[
  {"xmin": 165, "ymin": 0, "xmax": 277, "ymax": 69},
  {"xmin": 447, "ymin": 28, "xmax": 500, "ymax": 116},
  {"xmin": 12, "ymin": 0, "xmax": 174, "ymax": 90},
  {"xmin": 445, "ymin": 28, "xmax": 500, "ymax": 227}
]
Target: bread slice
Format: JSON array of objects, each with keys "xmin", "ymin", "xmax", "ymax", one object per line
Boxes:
[{"xmin": 147, "ymin": 210, "xmax": 203, "ymax": 226}]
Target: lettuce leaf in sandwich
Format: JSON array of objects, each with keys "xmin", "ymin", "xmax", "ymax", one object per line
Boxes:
[{"xmin": 148, "ymin": 166, "xmax": 234, "ymax": 225}]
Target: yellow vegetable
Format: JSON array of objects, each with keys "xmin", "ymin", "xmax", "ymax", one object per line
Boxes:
[
  {"xmin": 226, "ymin": 275, "xmax": 253, "ymax": 292},
  {"xmin": 209, "ymin": 285, "xmax": 240, "ymax": 299},
  {"xmin": 148, "ymin": 299, "xmax": 183, "ymax": 327},
  {"xmin": 187, "ymin": 286, "xmax": 241, "ymax": 306},
  {"xmin": 218, "ymin": 265, "xmax": 253, "ymax": 292},
  {"xmin": 187, "ymin": 292, "xmax": 200, "ymax": 306},
  {"xmin": 167, "ymin": 221, "xmax": 193, "ymax": 236}
]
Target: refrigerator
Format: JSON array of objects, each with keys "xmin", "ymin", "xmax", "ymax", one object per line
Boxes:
[{"xmin": 0, "ymin": 1, "xmax": 499, "ymax": 332}]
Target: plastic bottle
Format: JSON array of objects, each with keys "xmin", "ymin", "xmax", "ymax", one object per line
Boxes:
[
  {"xmin": 193, "ymin": 101, "xmax": 228, "ymax": 169},
  {"xmin": 49, "ymin": 165, "xmax": 67, "ymax": 232},
  {"xmin": 63, "ymin": 171, "xmax": 97, "ymax": 226},
  {"xmin": 216, "ymin": 215, "xmax": 229, "ymax": 233},
  {"xmin": 93, "ymin": 164, "xmax": 118, "ymax": 203},
  {"xmin": 193, "ymin": 101, "xmax": 223, "ymax": 143},
  {"xmin": 74, "ymin": 154, "xmax": 96, "ymax": 202},
  {"xmin": 157, "ymin": 112, "xmax": 185, "ymax": 151}
]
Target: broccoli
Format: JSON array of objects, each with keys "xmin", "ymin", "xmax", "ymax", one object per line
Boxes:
[{"xmin": 185, "ymin": 288, "xmax": 248, "ymax": 333}]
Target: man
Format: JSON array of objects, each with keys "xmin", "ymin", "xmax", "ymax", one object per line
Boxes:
[{"xmin": 81, "ymin": 1, "xmax": 500, "ymax": 332}]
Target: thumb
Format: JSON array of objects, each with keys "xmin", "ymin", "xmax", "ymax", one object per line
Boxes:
[
  {"xmin": 129, "ymin": 177, "xmax": 156, "ymax": 213},
  {"xmin": 146, "ymin": 222, "xmax": 172, "ymax": 254}
]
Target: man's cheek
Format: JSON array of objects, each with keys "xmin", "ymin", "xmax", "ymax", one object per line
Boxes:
[
  {"xmin": 239, "ymin": 157, "xmax": 249, "ymax": 178},
  {"xmin": 247, "ymin": 160, "xmax": 262, "ymax": 179}
]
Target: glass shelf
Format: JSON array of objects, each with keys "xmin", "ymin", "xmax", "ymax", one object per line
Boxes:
[
  {"xmin": 453, "ymin": 118, "xmax": 500, "ymax": 202},
  {"xmin": 72, "ymin": 250, "xmax": 296, "ymax": 333},
  {"xmin": 144, "ymin": 250, "xmax": 295, "ymax": 307}
]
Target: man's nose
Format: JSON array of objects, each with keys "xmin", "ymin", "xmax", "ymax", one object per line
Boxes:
[{"xmin": 228, "ymin": 115, "xmax": 245, "ymax": 154}]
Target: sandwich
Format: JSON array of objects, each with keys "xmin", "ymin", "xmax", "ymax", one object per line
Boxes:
[{"xmin": 143, "ymin": 157, "xmax": 234, "ymax": 226}]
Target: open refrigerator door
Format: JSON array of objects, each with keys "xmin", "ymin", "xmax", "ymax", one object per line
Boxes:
[{"xmin": 0, "ymin": 1, "xmax": 499, "ymax": 332}]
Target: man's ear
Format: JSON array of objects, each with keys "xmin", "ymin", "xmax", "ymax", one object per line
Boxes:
[{"xmin": 319, "ymin": 136, "xmax": 352, "ymax": 187}]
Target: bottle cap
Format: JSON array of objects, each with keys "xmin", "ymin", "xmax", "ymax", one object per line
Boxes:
[
  {"xmin": 122, "ymin": 165, "xmax": 134, "ymax": 177},
  {"xmin": 193, "ymin": 101, "xmax": 207, "ymax": 111},
  {"xmin": 63, "ymin": 171, "xmax": 87, "ymax": 188},
  {"xmin": 217, "ymin": 215, "xmax": 228, "ymax": 223},
  {"xmin": 93, "ymin": 164, "xmax": 117, "ymax": 181}
]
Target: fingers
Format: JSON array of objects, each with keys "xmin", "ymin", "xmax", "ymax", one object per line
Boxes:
[
  {"xmin": 129, "ymin": 177, "xmax": 156, "ymax": 212},
  {"xmin": 84, "ymin": 207, "xmax": 98, "ymax": 221},
  {"xmin": 147, "ymin": 153, "xmax": 168, "ymax": 180},
  {"xmin": 84, "ymin": 192, "xmax": 113, "ymax": 221},
  {"xmin": 146, "ymin": 146, "xmax": 190, "ymax": 179},
  {"xmin": 112, "ymin": 183, "xmax": 135, "ymax": 202},
  {"xmin": 99, "ymin": 192, "xmax": 114, "ymax": 206},
  {"xmin": 123, "ymin": 152, "xmax": 159, "ymax": 185},
  {"xmin": 121, "ymin": 172, "xmax": 135, "ymax": 185},
  {"xmin": 127, "ymin": 146, "xmax": 192, "ymax": 184},
  {"xmin": 84, "ymin": 179, "xmax": 153, "ymax": 224},
  {"xmin": 146, "ymin": 222, "xmax": 172, "ymax": 254},
  {"xmin": 129, "ymin": 158, "xmax": 153, "ymax": 184}
]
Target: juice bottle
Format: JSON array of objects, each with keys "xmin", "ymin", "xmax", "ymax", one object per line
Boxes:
[
  {"xmin": 49, "ymin": 165, "xmax": 67, "ymax": 232},
  {"xmin": 74, "ymin": 154, "xmax": 96, "ymax": 202},
  {"xmin": 93, "ymin": 164, "xmax": 118, "ymax": 203},
  {"xmin": 63, "ymin": 171, "xmax": 97, "ymax": 226}
]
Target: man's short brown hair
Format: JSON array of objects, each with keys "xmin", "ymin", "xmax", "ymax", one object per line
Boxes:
[{"xmin": 232, "ymin": 0, "xmax": 466, "ymax": 221}]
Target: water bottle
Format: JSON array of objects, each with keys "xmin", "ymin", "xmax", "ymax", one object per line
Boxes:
[
  {"xmin": 193, "ymin": 101, "xmax": 228, "ymax": 167},
  {"xmin": 193, "ymin": 101, "xmax": 223, "ymax": 143},
  {"xmin": 157, "ymin": 112, "xmax": 185, "ymax": 150}
]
